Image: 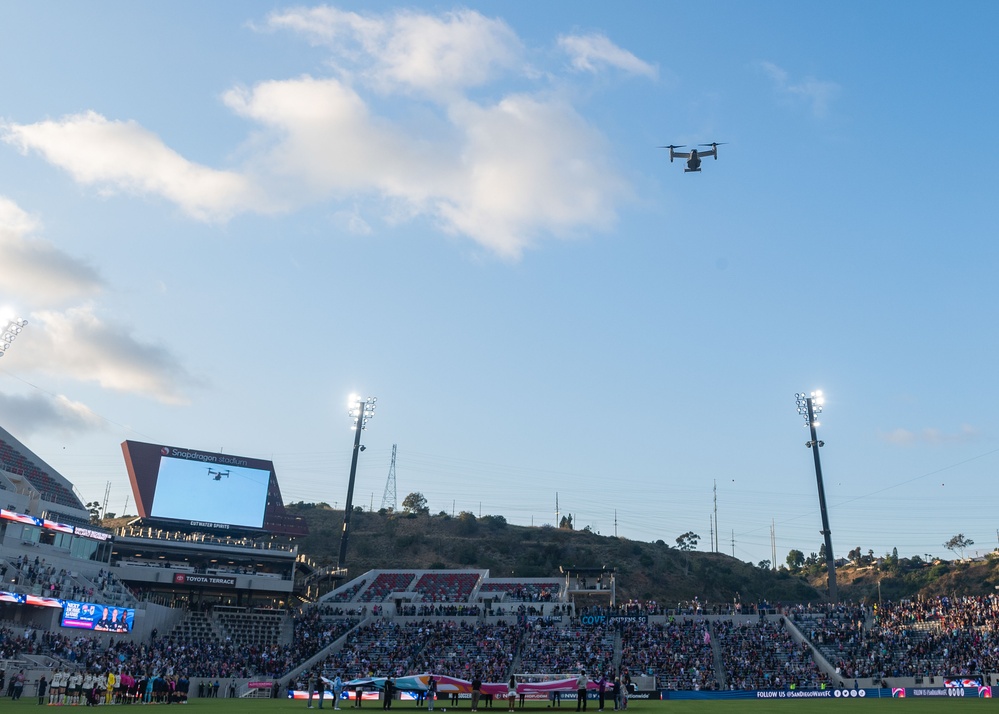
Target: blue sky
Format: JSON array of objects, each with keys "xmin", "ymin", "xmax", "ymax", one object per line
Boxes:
[{"xmin": 2, "ymin": 2, "xmax": 998, "ymax": 569}]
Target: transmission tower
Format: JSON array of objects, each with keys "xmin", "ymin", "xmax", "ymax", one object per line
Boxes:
[{"xmin": 380, "ymin": 444, "xmax": 398, "ymax": 511}]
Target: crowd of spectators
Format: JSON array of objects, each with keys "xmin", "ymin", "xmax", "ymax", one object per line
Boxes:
[
  {"xmin": 478, "ymin": 583, "xmax": 561, "ymax": 602},
  {"xmin": 518, "ymin": 620, "xmax": 615, "ymax": 675},
  {"xmin": 13, "ymin": 594, "xmax": 999, "ymax": 694},
  {"xmin": 619, "ymin": 619, "xmax": 716, "ymax": 690},
  {"xmin": 784, "ymin": 596, "xmax": 999, "ymax": 681},
  {"xmin": 397, "ymin": 604, "xmax": 481, "ymax": 617},
  {"xmin": 318, "ymin": 620, "xmax": 427, "ymax": 680},
  {"xmin": 4, "ymin": 556, "xmax": 76, "ymax": 600},
  {"xmin": 287, "ymin": 610, "xmax": 358, "ymax": 668},
  {"xmin": 412, "ymin": 621, "xmax": 519, "ymax": 682},
  {"xmin": 716, "ymin": 619, "xmax": 829, "ymax": 690},
  {"xmin": 1, "ymin": 558, "xmax": 134, "ymax": 607},
  {"xmin": 1, "ymin": 623, "xmax": 38, "ymax": 660}
]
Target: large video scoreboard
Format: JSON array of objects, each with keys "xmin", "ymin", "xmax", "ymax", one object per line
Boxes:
[{"xmin": 121, "ymin": 441, "xmax": 307, "ymax": 535}]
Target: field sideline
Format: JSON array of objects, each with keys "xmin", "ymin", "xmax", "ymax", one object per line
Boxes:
[{"xmin": 2, "ymin": 699, "xmax": 995, "ymax": 713}]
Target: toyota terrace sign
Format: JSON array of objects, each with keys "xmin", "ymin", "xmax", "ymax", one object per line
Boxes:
[{"xmin": 173, "ymin": 573, "xmax": 237, "ymax": 587}]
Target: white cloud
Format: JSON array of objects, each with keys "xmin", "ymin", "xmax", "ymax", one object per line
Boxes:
[
  {"xmin": 222, "ymin": 76, "xmax": 413, "ymax": 196},
  {"xmin": 760, "ymin": 61, "xmax": 839, "ymax": 117},
  {"xmin": 0, "ymin": 392, "xmax": 104, "ymax": 437},
  {"xmin": 0, "ymin": 199, "xmax": 196, "ymax": 434},
  {"xmin": 5, "ymin": 7, "xmax": 645, "ymax": 258},
  {"xmin": 225, "ymin": 76, "xmax": 626, "ymax": 257},
  {"xmin": 438, "ymin": 95, "xmax": 625, "ymax": 257},
  {"xmin": 12, "ymin": 306, "xmax": 198, "ymax": 405},
  {"xmin": 0, "ymin": 197, "xmax": 104, "ymax": 307},
  {"xmin": 558, "ymin": 33, "xmax": 658, "ymax": 79},
  {"xmin": 2, "ymin": 112, "xmax": 268, "ymax": 221},
  {"xmin": 266, "ymin": 6, "xmax": 524, "ymax": 97},
  {"xmin": 880, "ymin": 424, "xmax": 979, "ymax": 445}
]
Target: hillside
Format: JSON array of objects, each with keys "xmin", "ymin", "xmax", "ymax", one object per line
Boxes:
[
  {"xmin": 103, "ymin": 505, "xmax": 999, "ymax": 604},
  {"xmin": 288, "ymin": 504, "xmax": 822, "ymax": 604}
]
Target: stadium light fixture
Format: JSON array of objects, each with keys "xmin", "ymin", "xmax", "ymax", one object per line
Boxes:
[
  {"xmin": 338, "ymin": 394, "xmax": 377, "ymax": 570},
  {"xmin": 348, "ymin": 395, "xmax": 377, "ymax": 431},
  {"xmin": 0, "ymin": 318, "xmax": 28, "ymax": 358},
  {"xmin": 795, "ymin": 390, "xmax": 837, "ymax": 602}
]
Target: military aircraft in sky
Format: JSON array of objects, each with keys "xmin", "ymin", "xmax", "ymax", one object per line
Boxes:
[{"xmin": 660, "ymin": 142, "xmax": 726, "ymax": 172}]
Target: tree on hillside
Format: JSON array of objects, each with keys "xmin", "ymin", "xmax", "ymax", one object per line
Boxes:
[
  {"xmin": 944, "ymin": 534, "xmax": 974, "ymax": 559},
  {"xmin": 402, "ymin": 492, "xmax": 429, "ymax": 515},
  {"xmin": 786, "ymin": 549, "xmax": 805, "ymax": 570},
  {"xmin": 675, "ymin": 531, "xmax": 699, "ymax": 576},
  {"xmin": 675, "ymin": 531, "xmax": 699, "ymax": 551},
  {"xmin": 676, "ymin": 531, "xmax": 701, "ymax": 551},
  {"xmin": 85, "ymin": 501, "xmax": 103, "ymax": 524},
  {"xmin": 559, "ymin": 514, "xmax": 574, "ymax": 531}
]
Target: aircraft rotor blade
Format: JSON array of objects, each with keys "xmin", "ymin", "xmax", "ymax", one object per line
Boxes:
[
  {"xmin": 698, "ymin": 142, "xmax": 728, "ymax": 147},
  {"xmin": 658, "ymin": 145, "xmax": 685, "ymax": 149}
]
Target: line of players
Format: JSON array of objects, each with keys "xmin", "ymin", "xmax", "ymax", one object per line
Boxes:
[{"xmin": 43, "ymin": 669, "xmax": 191, "ymax": 705}]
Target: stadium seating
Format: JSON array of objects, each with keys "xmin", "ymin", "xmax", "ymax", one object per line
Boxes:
[
  {"xmin": 0, "ymin": 438, "xmax": 82, "ymax": 510},
  {"xmin": 414, "ymin": 571, "xmax": 481, "ymax": 602},
  {"xmin": 357, "ymin": 572, "xmax": 417, "ymax": 602}
]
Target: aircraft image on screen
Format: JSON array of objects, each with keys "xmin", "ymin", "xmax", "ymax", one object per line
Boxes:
[
  {"xmin": 150, "ymin": 456, "xmax": 270, "ymax": 528},
  {"xmin": 122, "ymin": 440, "xmax": 309, "ymax": 536}
]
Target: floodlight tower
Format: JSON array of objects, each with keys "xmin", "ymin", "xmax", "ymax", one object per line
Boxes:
[
  {"xmin": 0, "ymin": 318, "xmax": 28, "ymax": 358},
  {"xmin": 337, "ymin": 394, "xmax": 376, "ymax": 570},
  {"xmin": 796, "ymin": 390, "xmax": 838, "ymax": 602}
]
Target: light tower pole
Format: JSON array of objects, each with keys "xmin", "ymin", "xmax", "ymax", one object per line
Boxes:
[
  {"xmin": 337, "ymin": 394, "xmax": 376, "ymax": 570},
  {"xmin": 0, "ymin": 318, "xmax": 28, "ymax": 358},
  {"xmin": 796, "ymin": 390, "xmax": 838, "ymax": 602}
]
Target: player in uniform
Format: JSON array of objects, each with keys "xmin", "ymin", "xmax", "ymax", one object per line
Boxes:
[
  {"xmin": 56, "ymin": 669, "xmax": 69, "ymax": 705},
  {"xmin": 68, "ymin": 669, "xmax": 83, "ymax": 705},
  {"xmin": 47, "ymin": 669, "xmax": 60, "ymax": 705},
  {"xmin": 83, "ymin": 672, "xmax": 96, "ymax": 706},
  {"xmin": 107, "ymin": 670, "xmax": 118, "ymax": 705}
]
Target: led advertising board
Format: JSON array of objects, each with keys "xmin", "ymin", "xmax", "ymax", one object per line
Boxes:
[{"xmin": 61, "ymin": 599, "xmax": 135, "ymax": 632}]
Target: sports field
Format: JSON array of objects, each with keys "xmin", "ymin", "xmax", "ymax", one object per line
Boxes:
[{"xmin": 1, "ymin": 699, "xmax": 994, "ymax": 713}]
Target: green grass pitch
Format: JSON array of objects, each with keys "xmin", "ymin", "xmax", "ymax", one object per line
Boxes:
[{"xmin": 2, "ymin": 699, "xmax": 993, "ymax": 713}]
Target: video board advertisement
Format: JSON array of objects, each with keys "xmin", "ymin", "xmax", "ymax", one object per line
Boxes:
[{"xmin": 61, "ymin": 600, "xmax": 134, "ymax": 632}]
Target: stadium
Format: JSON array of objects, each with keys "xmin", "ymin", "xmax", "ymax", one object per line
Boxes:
[{"xmin": 1, "ymin": 423, "xmax": 997, "ymax": 707}]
